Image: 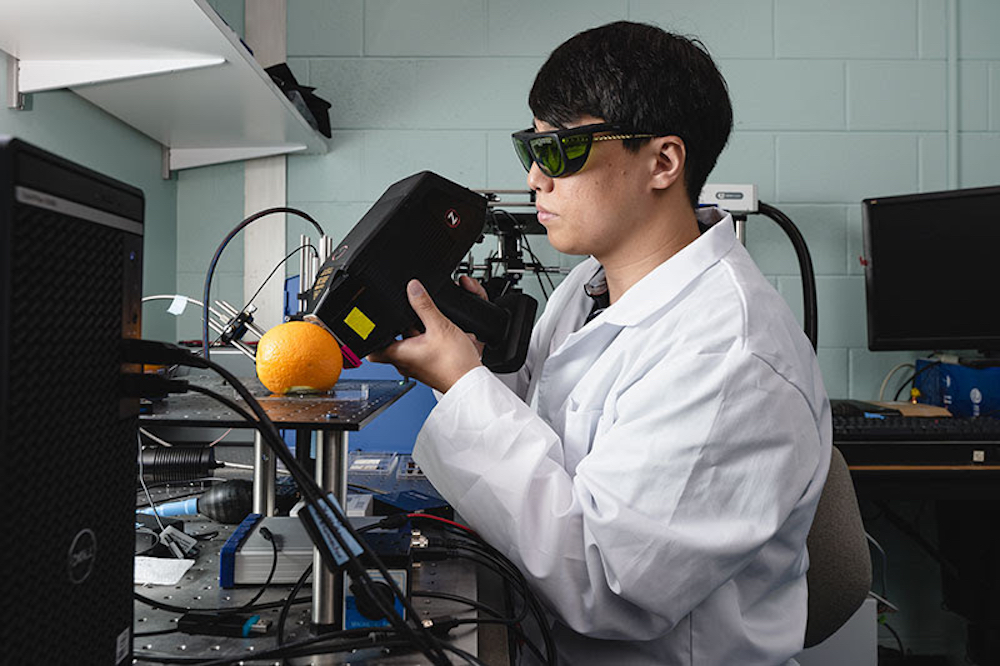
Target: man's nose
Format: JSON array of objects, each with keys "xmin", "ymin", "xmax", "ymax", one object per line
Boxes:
[{"xmin": 527, "ymin": 161, "xmax": 553, "ymax": 193}]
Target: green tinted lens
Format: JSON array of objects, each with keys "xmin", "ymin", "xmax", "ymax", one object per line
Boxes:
[
  {"xmin": 529, "ymin": 136, "xmax": 565, "ymax": 176},
  {"xmin": 512, "ymin": 136, "xmax": 534, "ymax": 172},
  {"xmin": 562, "ymin": 134, "xmax": 590, "ymax": 161}
]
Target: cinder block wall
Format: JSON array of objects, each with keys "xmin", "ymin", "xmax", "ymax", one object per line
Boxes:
[{"xmin": 183, "ymin": 0, "xmax": 1000, "ymax": 402}]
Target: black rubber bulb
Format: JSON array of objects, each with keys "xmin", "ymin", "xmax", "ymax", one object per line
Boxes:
[{"xmin": 197, "ymin": 479, "xmax": 253, "ymax": 524}]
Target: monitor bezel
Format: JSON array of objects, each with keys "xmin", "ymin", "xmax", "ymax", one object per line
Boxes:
[{"xmin": 862, "ymin": 185, "xmax": 1000, "ymax": 352}]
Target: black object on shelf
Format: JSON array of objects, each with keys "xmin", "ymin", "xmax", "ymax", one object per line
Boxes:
[{"xmin": 265, "ymin": 63, "xmax": 332, "ymax": 138}]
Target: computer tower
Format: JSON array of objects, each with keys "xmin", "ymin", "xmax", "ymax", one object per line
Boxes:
[{"xmin": 0, "ymin": 137, "xmax": 143, "ymax": 664}]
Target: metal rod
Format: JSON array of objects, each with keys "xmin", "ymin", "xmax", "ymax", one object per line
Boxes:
[
  {"xmin": 320, "ymin": 235, "xmax": 335, "ymax": 262},
  {"xmin": 214, "ymin": 299, "xmax": 266, "ymax": 337},
  {"xmin": 141, "ymin": 294, "xmax": 228, "ymax": 323},
  {"xmin": 468, "ymin": 264, "xmax": 569, "ymax": 275},
  {"xmin": 229, "ymin": 338, "xmax": 257, "ymax": 361},
  {"xmin": 252, "ymin": 431, "xmax": 276, "ymax": 516},
  {"xmin": 240, "ymin": 306, "xmax": 268, "ymax": 337},
  {"xmin": 735, "ymin": 217, "xmax": 747, "ymax": 246},
  {"xmin": 486, "ymin": 201, "xmax": 536, "ymax": 208},
  {"xmin": 204, "ymin": 319, "xmax": 255, "ymax": 360},
  {"xmin": 298, "ymin": 233, "xmax": 309, "ymax": 313},
  {"xmin": 312, "ymin": 430, "xmax": 348, "ymax": 627},
  {"xmin": 214, "ymin": 299, "xmax": 240, "ymax": 317}
]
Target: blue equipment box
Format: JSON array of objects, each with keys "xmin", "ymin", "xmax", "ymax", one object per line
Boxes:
[{"xmin": 914, "ymin": 359, "xmax": 1000, "ymax": 417}]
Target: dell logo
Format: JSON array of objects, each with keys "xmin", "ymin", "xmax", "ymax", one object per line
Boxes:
[{"xmin": 68, "ymin": 529, "xmax": 97, "ymax": 584}]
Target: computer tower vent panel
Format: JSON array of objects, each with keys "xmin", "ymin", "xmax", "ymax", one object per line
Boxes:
[{"xmin": 1, "ymin": 137, "xmax": 142, "ymax": 665}]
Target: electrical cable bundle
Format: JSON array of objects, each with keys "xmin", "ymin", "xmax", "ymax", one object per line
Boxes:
[
  {"xmin": 123, "ymin": 340, "xmax": 454, "ymax": 665},
  {"xmin": 407, "ymin": 513, "xmax": 558, "ymax": 665}
]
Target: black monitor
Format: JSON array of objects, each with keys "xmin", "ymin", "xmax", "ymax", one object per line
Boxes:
[{"xmin": 861, "ymin": 185, "xmax": 1000, "ymax": 353}]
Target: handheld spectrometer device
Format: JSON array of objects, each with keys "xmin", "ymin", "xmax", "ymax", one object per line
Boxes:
[{"xmin": 305, "ymin": 171, "xmax": 534, "ymax": 372}]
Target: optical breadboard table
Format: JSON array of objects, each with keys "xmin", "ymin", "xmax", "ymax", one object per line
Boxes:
[
  {"xmin": 132, "ymin": 514, "xmax": 496, "ymax": 665},
  {"xmin": 140, "ymin": 375, "xmax": 414, "ymax": 430},
  {"xmin": 140, "ymin": 375, "xmax": 415, "ymax": 634}
]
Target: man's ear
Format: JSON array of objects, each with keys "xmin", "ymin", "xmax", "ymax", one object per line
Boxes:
[{"xmin": 649, "ymin": 135, "xmax": 686, "ymax": 192}]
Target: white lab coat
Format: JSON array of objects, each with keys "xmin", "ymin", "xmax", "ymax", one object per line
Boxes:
[{"xmin": 413, "ymin": 208, "xmax": 832, "ymax": 665}]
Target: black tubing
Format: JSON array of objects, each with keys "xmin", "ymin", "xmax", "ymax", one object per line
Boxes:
[{"xmin": 757, "ymin": 202, "xmax": 818, "ymax": 350}]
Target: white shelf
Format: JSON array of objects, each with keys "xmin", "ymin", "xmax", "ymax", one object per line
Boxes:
[{"xmin": 0, "ymin": 0, "xmax": 330, "ymax": 171}]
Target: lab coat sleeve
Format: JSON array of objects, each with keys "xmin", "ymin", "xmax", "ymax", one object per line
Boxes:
[{"xmin": 412, "ymin": 346, "xmax": 824, "ymax": 641}]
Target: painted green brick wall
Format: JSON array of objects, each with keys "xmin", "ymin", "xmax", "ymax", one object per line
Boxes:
[{"xmin": 187, "ymin": 0, "xmax": 1000, "ymax": 403}]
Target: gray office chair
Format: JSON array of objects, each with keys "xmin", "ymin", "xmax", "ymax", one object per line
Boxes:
[{"xmin": 804, "ymin": 446, "xmax": 873, "ymax": 648}]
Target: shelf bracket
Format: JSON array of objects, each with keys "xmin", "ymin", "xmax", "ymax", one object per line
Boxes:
[
  {"xmin": 6, "ymin": 54, "xmax": 24, "ymax": 110},
  {"xmin": 161, "ymin": 145, "xmax": 171, "ymax": 181},
  {"xmin": 18, "ymin": 57, "xmax": 225, "ymax": 93}
]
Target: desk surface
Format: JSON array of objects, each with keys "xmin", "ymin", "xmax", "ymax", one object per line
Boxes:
[
  {"xmin": 848, "ymin": 463, "xmax": 1000, "ymax": 500},
  {"xmin": 140, "ymin": 374, "xmax": 414, "ymax": 431}
]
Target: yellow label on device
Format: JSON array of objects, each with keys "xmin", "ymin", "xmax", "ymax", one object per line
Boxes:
[{"xmin": 344, "ymin": 307, "xmax": 375, "ymax": 340}]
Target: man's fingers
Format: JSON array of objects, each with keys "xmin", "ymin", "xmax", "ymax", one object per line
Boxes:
[
  {"xmin": 459, "ymin": 275, "xmax": 489, "ymax": 301},
  {"xmin": 406, "ymin": 279, "xmax": 446, "ymax": 331}
]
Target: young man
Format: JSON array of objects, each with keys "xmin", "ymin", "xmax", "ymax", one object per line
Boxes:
[{"xmin": 371, "ymin": 21, "xmax": 831, "ymax": 666}]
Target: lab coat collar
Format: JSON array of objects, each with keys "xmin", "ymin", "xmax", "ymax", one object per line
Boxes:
[{"xmin": 598, "ymin": 207, "xmax": 736, "ymax": 327}]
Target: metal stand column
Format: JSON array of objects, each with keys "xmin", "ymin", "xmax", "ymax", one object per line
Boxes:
[
  {"xmin": 312, "ymin": 430, "xmax": 348, "ymax": 628},
  {"xmin": 252, "ymin": 431, "xmax": 276, "ymax": 516}
]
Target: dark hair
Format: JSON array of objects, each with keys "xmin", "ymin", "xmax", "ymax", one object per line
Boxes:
[{"xmin": 529, "ymin": 21, "xmax": 733, "ymax": 208}]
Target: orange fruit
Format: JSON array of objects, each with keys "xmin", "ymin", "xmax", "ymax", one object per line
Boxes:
[{"xmin": 255, "ymin": 321, "xmax": 343, "ymax": 394}]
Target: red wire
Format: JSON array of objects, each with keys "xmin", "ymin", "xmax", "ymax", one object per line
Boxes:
[{"xmin": 407, "ymin": 512, "xmax": 478, "ymax": 536}]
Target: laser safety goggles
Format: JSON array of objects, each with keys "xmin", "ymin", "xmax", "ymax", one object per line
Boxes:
[{"xmin": 511, "ymin": 123, "xmax": 655, "ymax": 178}]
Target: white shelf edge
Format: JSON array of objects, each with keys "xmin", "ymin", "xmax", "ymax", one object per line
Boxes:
[
  {"xmin": 19, "ymin": 57, "xmax": 225, "ymax": 93},
  {"xmin": 169, "ymin": 144, "xmax": 308, "ymax": 171},
  {"xmin": 193, "ymin": 0, "xmax": 324, "ymax": 149},
  {"xmin": 0, "ymin": 0, "xmax": 331, "ymax": 171}
]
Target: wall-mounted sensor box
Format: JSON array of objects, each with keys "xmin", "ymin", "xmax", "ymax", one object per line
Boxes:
[{"xmin": 699, "ymin": 183, "xmax": 759, "ymax": 215}]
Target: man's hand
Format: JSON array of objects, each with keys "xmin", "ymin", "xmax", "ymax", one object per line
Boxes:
[{"xmin": 367, "ymin": 278, "xmax": 485, "ymax": 393}]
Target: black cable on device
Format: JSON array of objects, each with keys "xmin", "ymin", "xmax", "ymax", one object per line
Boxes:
[
  {"xmin": 132, "ymin": 628, "xmax": 179, "ymax": 638},
  {"xmin": 757, "ymin": 202, "xmax": 818, "ymax": 350},
  {"xmin": 196, "ymin": 241, "xmax": 319, "ymax": 360},
  {"xmin": 243, "ymin": 242, "xmax": 318, "ymax": 315},
  {"xmin": 413, "ymin": 590, "xmax": 546, "ymax": 664},
  {"xmin": 442, "ymin": 535, "xmax": 553, "ymax": 664},
  {"xmin": 892, "ymin": 360, "xmax": 942, "ymax": 401},
  {"xmin": 123, "ymin": 341, "xmax": 450, "ymax": 665},
  {"xmin": 438, "ymin": 546, "xmax": 555, "ymax": 665},
  {"xmin": 201, "ymin": 207, "xmax": 324, "ymax": 361},
  {"xmin": 277, "ymin": 563, "xmax": 312, "ymax": 646},
  {"xmin": 408, "ymin": 515, "xmax": 555, "ymax": 665}
]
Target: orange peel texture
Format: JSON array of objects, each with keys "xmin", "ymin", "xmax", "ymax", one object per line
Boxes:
[{"xmin": 255, "ymin": 321, "xmax": 343, "ymax": 394}]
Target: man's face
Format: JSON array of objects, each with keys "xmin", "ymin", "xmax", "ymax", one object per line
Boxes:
[{"xmin": 528, "ymin": 116, "xmax": 655, "ymax": 264}]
